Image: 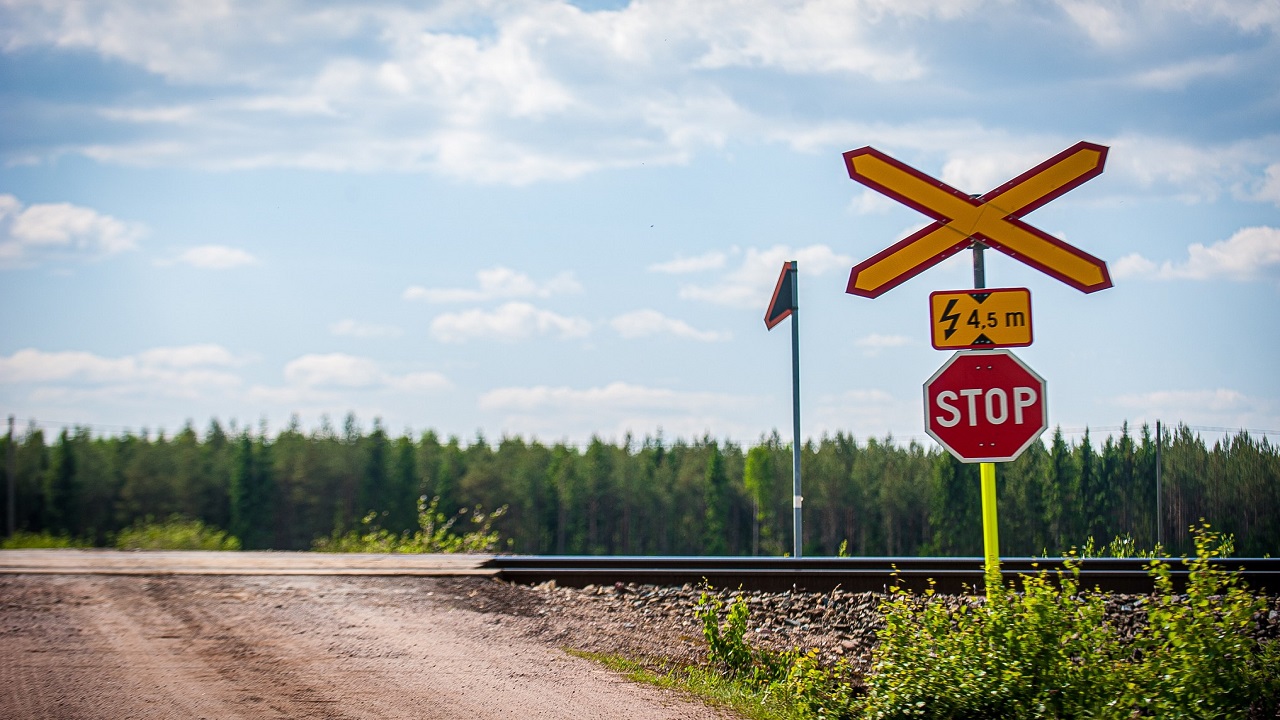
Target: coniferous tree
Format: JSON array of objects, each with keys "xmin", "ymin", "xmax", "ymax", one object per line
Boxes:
[
  {"xmin": 702, "ymin": 442, "xmax": 729, "ymax": 555},
  {"xmin": 43, "ymin": 429, "xmax": 79, "ymax": 535},
  {"xmin": 926, "ymin": 453, "xmax": 981, "ymax": 555},
  {"xmin": 7, "ymin": 417, "xmax": 1280, "ymax": 557},
  {"xmin": 230, "ymin": 431, "xmax": 275, "ymax": 549},
  {"xmin": 743, "ymin": 443, "xmax": 776, "ymax": 555},
  {"xmin": 1044, "ymin": 428, "xmax": 1075, "ymax": 549},
  {"xmin": 1076, "ymin": 429, "xmax": 1106, "ymax": 543},
  {"xmin": 359, "ymin": 419, "xmax": 390, "ymax": 518},
  {"xmin": 387, "ymin": 435, "xmax": 419, "ymax": 535}
]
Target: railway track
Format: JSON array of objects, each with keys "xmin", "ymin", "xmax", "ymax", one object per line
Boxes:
[
  {"xmin": 4, "ymin": 550, "xmax": 1275, "ymax": 595},
  {"xmin": 490, "ymin": 555, "xmax": 1280, "ymax": 595}
]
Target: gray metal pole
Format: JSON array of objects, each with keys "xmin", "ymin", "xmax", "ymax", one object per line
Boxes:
[
  {"xmin": 6, "ymin": 415, "xmax": 14, "ymax": 537},
  {"xmin": 789, "ymin": 261, "xmax": 803, "ymax": 559},
  {"xmin": 1156, "ymin": 420, "xmax": 1163, "ymax": 550},
  {"xmin": 972, "ymin": 241, "xmax": 986, "ymax": 290}
]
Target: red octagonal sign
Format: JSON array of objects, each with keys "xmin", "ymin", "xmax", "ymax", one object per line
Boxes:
[{"xmin": 924, "ymin": 349, "xmax": 1048, "ymax": 463}]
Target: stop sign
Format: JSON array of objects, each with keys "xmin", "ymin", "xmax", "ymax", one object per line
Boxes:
[{"xmin": 924, "ymin": 349, "xmax": 1047, "ymax": 463}]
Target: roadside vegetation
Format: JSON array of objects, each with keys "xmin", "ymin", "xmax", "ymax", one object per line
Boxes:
[
  {"xmin": 4, "ymin": 419, "xmax": 1278, "ymax": 557},
  {"xmin": 1, "ymin": 516, "xmax": 241, "ymax": 550},
  {"xmin": 1, "ymin": 530, "xmax": 91, "ymax": 549},
  {"xmin": 585, "ymin": 525, "xmax": 1279, "ymax": 719},
  {"xmin": 313, "ymin": 495, "xmax": 507, "ymax": 553},
  {"xmin": 114, "ymin": 515, "xmax": 241, "ymax": 550}
]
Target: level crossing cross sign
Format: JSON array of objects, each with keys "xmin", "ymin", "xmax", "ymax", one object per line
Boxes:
[
  {"xmin": 844, "ymin": 141, "xmax": 1112, "ymax": 298},
  {"xmin": 924, "ymin": 349, "xmax": 1048, "ymax": 463}
]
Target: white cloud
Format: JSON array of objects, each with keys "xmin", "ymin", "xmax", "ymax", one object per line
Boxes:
[
  {"xmin": 166, "ymin": 244, "xmax": 258, "ymax": 269},
  {"xmin": 1103, "ymin": 134, "xmax": 1280, "ymax": 205},
  {"xmin": 478, "ymin": 380, "xmax": 759, "ymax": 440},
  {"xmin": 1, "ymin": 346, "xmax": 448, "ymax": 420},
  {"xmin": 283, "ymin": 354, "xmax": 385, "ymax": 389},
  {"xmin": 648, "ymin": 251, "xmax": 728, "ymax": 274},
  {"xmin": 0, "ymin": 1, "xmax": 982, "ymax": 183},
  {"xmin": 0, "ymin": 194, "xmax": 143, "ymax": 267},
  {"xmin": 834, "ymin": 130, "xmax": 1280, "ymax": 210},
  {"xmin": 940, "ymin": 148, "xmax": 1067, "ymax": 196},
  {"xmin": 611, "ymin": 309, "xmax": 730, "ymax": 342},
  {"xmin": 1112, "ymin": 226, "xmax": 1280, "ymax": 281},
  {"xmin": 388, "ymin": 372, "xmax": 452, "ymax": 394},
  {"xmin": 1112, "ymin": 253, "xmax": 1157, "ymax": 279},
  {"xmin": 0, "ymin": 349, "xmax": 134, "ymax": 384},
  {"xmin": 1057, "ymin": 0, "xmax": 1129, "ymax": 47},
  {"xmin": 0, "ymin": 346, "xmax": 243, "ymax": 399},
  {"xmin": 849, "ymin": 189, "xmax": 897, "ymax": 215},
  {"xmin": 810, "ymin": 388, "xmax": 922, "ymax": 441},
  {"xmin": 330, "ymin": 319, "xmax": 404, "ymax": 339},
  {"xmin": 136, "ymin": 344, "xmax": 242, "ymax": 369},
  {"xmin": 249, "ymin": 353, "xmax": 450, "ymax": 406},
  {"xmin": 688, "ymin": 1, "xmax": 936, "ymax": 80},
  {"xmin": 480, "ymin": 381, "xmax": 747, "ymax": 413},
  {"xmin": 1257, "ymin": 163, "xmax": 1280, "ymax": 205},
  {"xmin": 1109, "ymin": 387, "xmax": 1274, "ymax": 432},
  {"xmin": 855, "ymin": 333, "xmax": 911, "ymax": 356},
  {"xmin": 430, "ymin": 301, "xmax": 591, "ymax": 343},
  {"xmin": 679, "ymin": 244, "xmax": 853, "ymax": 308},
  {"xmin": 1176, "ymin": 0, "xmax": 1280, "ymax": 33},
  {"xmin": 405, "ymin": 266, "xmax": 581, "ymax": 303},
  {"xmin": 1127, "ymin": 55, "xmax": 1238, "ymax": 91},
  {"xmin": 1114, "ymin": 388, "xmax": 1248, "ymax": 414},
  {"xmin": 2, "ymin": 1, "xmax": 1275, "ymax": 199},
  {"xmin": 1057, "ymin": 0, "xmax": 1277, "ymax": 50}
]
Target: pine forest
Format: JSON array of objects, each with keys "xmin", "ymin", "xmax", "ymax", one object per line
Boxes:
[{"xmin": 4, "ymin": 417, "xmax": 1277, "ymax": 557}]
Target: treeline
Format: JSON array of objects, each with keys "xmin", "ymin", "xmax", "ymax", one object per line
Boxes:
[{"xmin": 3, "ymin": 417, "xmax": 1277, "ymax": 557}]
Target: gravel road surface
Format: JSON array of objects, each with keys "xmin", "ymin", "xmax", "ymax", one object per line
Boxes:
[{"xmin": 0, "ymin": 552, "xmax": 733, "ymax": 720}]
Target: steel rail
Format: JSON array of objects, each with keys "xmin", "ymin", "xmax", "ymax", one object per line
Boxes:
[{"xmin": 490, "ymin": 555, "xmax": 1280, "ymax": 595}]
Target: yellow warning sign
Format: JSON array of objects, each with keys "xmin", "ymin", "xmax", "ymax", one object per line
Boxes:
[{"xmin": 929, "ymin": 288, "xmax": 1032, "ymax": 350}]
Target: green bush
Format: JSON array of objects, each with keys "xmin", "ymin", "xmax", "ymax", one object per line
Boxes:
[
  {"xmin": 864, "ymin": 571, "xmax": 1120, "ymax": 718},
  {"xmin": 861, "ymin": 523, "xmax": 1279, "ymax": 719},
  {"xmin": 690, "ymin": 523, "xmax": 1278, "ymax": 719},
  {"xmin": 696, "ymin": 589, "xmax": 859, "ymax": 719},
  {"xmin": 313, "ymin": 495, "xmax": 507, "ymax": 553},
  {"xmin": 1121, "ymin": 525, "xmax": 1277, "ymax": 717},
  {"xmin": 1, "ymin": 530, "xmax": 91, "ymax": 549},
  {"xmin": 114, "ymin": 515, "xmax": 240, "ymax": 550}
]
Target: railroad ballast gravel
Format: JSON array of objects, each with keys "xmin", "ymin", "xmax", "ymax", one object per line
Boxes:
[{"xmin": 515, "ymin": 579, "xmax": 1280, "ymax": 676}]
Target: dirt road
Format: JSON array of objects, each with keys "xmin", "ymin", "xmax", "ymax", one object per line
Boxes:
[{"xmin": 1, "ymin": 564, "xmax": 731, "ymax": 719}]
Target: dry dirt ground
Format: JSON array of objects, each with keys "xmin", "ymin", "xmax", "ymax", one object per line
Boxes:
[{"xmin": 0, "ymin": 571, "xmax": 734, "ymax": 720}]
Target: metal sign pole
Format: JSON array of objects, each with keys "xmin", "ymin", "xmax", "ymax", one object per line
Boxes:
[
  {"xmin": 6, "ymin": 415, "xmax": 14, "ymax": 537},
  {"xmin": 1156, "ymin": 419, "xmax": 1163, "ymax": 550},
  {"xmin": 763, "ymin": 261, "xmax": 803, "ymax": 559},
  {"xmin": 973, "ymin": 242, "xmax": 1001, "ymax": 586},
  {"xmin": 790, "ymin": 263, "xmax": 803, "ymax": 560}
]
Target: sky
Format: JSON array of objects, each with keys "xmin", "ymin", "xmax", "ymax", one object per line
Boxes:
[{"xmin": 1, "ymin": 0, "xmax": 1278, "ymax": 450}]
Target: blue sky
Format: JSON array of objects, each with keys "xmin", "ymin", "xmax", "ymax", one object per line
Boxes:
[{"xmin": 1, "ymin": 0, "xmax": 1278, "ymax": 448}]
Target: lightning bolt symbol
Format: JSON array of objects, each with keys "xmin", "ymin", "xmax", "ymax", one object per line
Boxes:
[{"xmin": 940, "ymin": 299, "xmax": 960, "ymax": 340}]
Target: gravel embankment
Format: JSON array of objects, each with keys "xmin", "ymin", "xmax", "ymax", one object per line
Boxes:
[{"xmin": 519, "ymin": 580, "xmax": 1280, "ymax": 677}]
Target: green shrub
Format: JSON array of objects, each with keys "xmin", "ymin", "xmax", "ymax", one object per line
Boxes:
[
  {"xmin": 1119, "ymin": 524, "xmax": 1277, "ymax": 718},
  {"xmin": 313, "ymin": 495, "xmax": 507, "ymax": 553},
  {"xmin": 696, "ymin": 589, "xmax": 859, "ymax": 719},
  {"xmin": 115, "ymin": 515, "xmax": 240, "ymax": 550},
  {"xmin": 861, "ymin": 523, "xmax": 1279, "ymax": 719},
  {"xmin": 1, "ymin": 530, "xmax": 91, "ymax": 549},
  {"xmin": 696, "ymin": 591, "xmax": 759, "ymax": 679},
  {"xmin": 863, "ymin": 570, "xmax": 1121, "ymax": 718}
]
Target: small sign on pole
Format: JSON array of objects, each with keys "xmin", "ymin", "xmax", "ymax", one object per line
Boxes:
[
  {"xmin": 764, "ymin": 261, "xmax": 803, "ymax": 559},
  {"xmin": 924, "ymin": 349, "xmax": 1048, "ymax": 464},
  {"xmin": 842, "ymin": 142, "xmax": 1112, "ymax": 297},
  {"xmin": 929, "ymin": 288, "xmax": 1033, "ymax": 350}
]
